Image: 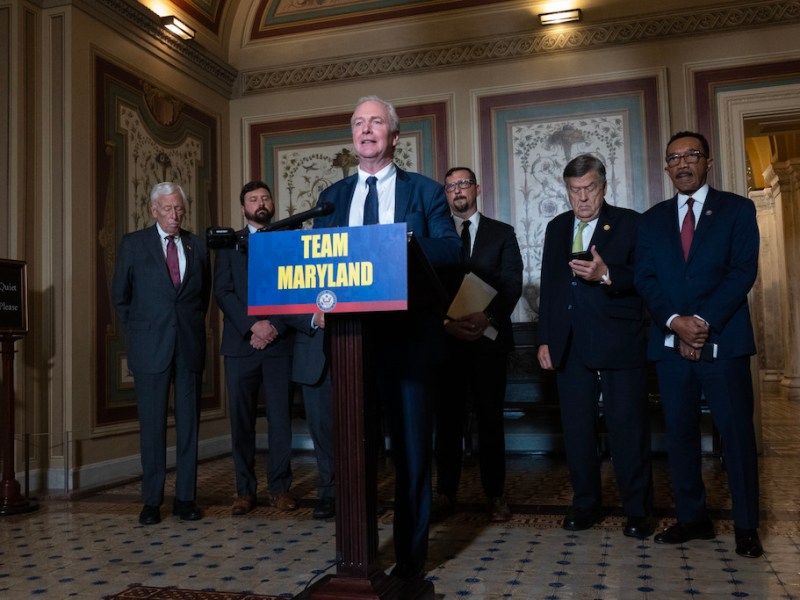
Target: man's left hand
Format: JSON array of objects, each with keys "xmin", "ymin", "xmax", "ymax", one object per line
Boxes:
[{"xmin": 569, "ymin": 245, "xmax": 608, "ymax": 282}]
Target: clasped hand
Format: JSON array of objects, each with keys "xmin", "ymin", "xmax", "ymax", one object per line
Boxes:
[
  {"xmin": 569, "ymin": 245, "xmax": 607, "ymax": 282},
  {"xmin": 671, "ymin": 315, "xmax": 709, "ymax": 362},
  {"xmin": 250, "ymin": 319, "xmax": 278, "ymax": 350}
]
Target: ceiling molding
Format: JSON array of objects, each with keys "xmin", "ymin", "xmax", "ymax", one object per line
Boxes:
[
  {"xmin": 241, "ymin": 0, "xmax": 800, "ymax": 95},
  {"xmin": 89, "ymin": 0, "xmax": 238, "ymax": 97}
]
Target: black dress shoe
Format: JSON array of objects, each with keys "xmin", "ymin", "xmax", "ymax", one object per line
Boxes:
[
  {"xmin": 734, "ymin": 528, "xmax": 764, "ymax": 558},
  {"xmin": 138, "ymin": 505, "xmax": 161, "ymax": 525},
  {"xmin": 313, "ymin": 497, "xmax": 335, "ymax": 519},
  {"xmin": 390, "ymin": 562, "xmax": 425, "ymax": 581},
  {"xmin": 654, "ymin": 519, "xmax": 715, "ymax": 544},
  {"xmin": 562, "ymin": 507, "xmax": 603, "ymax": 531},
  {"xmin": 624, "ymin": 516, "xmax": 656, "ymax": 538},
  {"xmin": 172, "ymin": 500, "xmax": 202, "ymax": 521}
]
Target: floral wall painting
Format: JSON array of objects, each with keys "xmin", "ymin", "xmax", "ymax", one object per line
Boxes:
[
  {"xmin": 94, "ymin": 55, "xmax": 220, "ymax": 426},
  {"xmin": 249, "ymin": 102, "xmax": 449, "ymax": 226},
  {"xmin": 478, "ymin": 76, "xmax": 664, "ymax": 322}
]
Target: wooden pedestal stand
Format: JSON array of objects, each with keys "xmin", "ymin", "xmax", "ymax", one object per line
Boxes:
[
  {"xmin": 0, "ymin": 335, "xmax": 38, "ymax": 515},
  {"xmin": 293, "ymin": 314, "xmax": 433, "ymax": 599}
]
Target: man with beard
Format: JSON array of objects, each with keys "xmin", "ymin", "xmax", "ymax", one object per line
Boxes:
[
  {"xmin": 215, "ymin": 181, "xmax": 334, "ymax": 518},
  {"xmin": 433, "ymin": 167, "xmax": 522, "ymax": 523}
]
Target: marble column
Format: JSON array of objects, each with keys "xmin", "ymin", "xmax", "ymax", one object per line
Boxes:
[{"xmin": 767, "ymin": 159, "xmax": 800, "ymax": 400}]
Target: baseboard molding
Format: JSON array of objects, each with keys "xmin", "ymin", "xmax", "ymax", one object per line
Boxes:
[
  {"xmin": 19, "ymin": 435, "xmax": 233, "ymax": 495},
  {"xmin": 22, "ymin": 431, "xmax": 318, "ymax": 496}
]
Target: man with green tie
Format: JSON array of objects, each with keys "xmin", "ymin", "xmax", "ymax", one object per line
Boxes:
[{"xmin": 537, "ymin": 154, "xmax": 654, "ymax": 538}]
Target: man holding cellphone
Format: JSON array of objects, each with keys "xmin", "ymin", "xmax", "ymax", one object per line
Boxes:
[{"xmin": 537, "ymin": 154, "xmax": 654, "ymax": 538}]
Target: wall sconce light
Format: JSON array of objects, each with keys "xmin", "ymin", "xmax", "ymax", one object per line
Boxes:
[
  {"xmin": 539, "ymin": 9, "xmax": 582, "ymax": 25},
  {"xmin": 160, "ymin": 16, "xmax": 195, "ymax": 40}
]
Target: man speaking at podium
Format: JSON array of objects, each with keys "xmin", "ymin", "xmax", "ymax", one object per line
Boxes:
[{"xmin": 314, "ymin": 95, "xmax": 460, "ymax": 581}]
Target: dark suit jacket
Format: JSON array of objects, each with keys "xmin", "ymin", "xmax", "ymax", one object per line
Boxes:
[
  {"xmin": 537, "ymin": 202, "xmax": 645, "ymax": 370},
  {"xmin": 292, "ymin": 330, "xmax": 327, "ymax": 386},
  {"xmin": 112, "ymin": 224, "xmax": 210, "ymax": 374},
  {"xmin": 214, "ymin": 228, "xmax": 307, "ymax": 359},
  {"xmin": 314, "ymin": 167, "xmax": 461, "ymax": 269},
  {"xmin": 634, "ymin": 187, "xmax": 758, "ymax": 361},
  {"xmin": 443, "ymin": 214, "xmax": 523, "ymax": 354}
]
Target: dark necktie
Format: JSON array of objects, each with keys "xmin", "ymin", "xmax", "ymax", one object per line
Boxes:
[
  {"xmin": 681, "ymin": 197, "xmax": 695, "ymax": 260},
  {"xmin": 363, "ymin": 176, "xmax": 379, "ymax": 225},
  {"xmin": 166, "ymin": 235, "xmax": 181, "ymax": 288},
  {"xmin": 460, "ymin": 219, "xmax": 472, "ymax": 261}
]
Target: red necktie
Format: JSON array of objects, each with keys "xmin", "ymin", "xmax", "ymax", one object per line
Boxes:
[
  {"xmin": 166, "ymin": 235, "xmax": 181, "ymax": 288},
  {"xmin": 680, "ymin": 198, "xmax": 695, "ymax": 260}
]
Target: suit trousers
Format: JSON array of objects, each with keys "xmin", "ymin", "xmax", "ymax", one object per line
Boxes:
[
  {"xmin": 225, "ymin": 352, "xmax": 293, "ymax": 498},
  {"xmin": 299, "ymin": 369, "xmax": 335, "ymax": 500},
  {"xmin": 435, "ymin": 349, "xmax": 508, "ymax": 499},
  {"xmin": 656, "ymin": 356, "xmax": 760, "ymax": 529},
  {"xmin": 556, "ymin": 341, "xmax": 652, "ymax": 517},
  {"xmin": 366, "ymin": 313, "xmax": 437, "ymax": 572},
  {"xmin": 133, "ymin": 363, "xmax": 201, "ymax": 506}
]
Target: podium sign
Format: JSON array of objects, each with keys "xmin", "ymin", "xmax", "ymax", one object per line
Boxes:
[{"xmin": 248, "ymin": 223, "xmax": 408, "ymax": 315}]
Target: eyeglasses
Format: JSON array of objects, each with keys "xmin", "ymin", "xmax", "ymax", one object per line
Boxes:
[
  {"xmin": 444, "ymin": 179, "xmax": 475, "ymax": 193},
  {"xmin": 666, "ymin": 150, "xmax": 707, "ymax": 167}
]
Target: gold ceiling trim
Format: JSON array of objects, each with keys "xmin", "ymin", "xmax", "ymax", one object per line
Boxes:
[{"xmin": 242, "ymin": 0, "xmax": 800, "ymax": 94}]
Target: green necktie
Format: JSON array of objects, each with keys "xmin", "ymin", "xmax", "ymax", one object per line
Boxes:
[{"xmin": 572, "ymin": 221, "xmax": 588, "ymax": 252}]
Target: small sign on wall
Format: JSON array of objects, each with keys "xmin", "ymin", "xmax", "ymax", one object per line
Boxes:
[{"xmin": 0, "ymin": 259, "xmax": 28, "ymax": 334}]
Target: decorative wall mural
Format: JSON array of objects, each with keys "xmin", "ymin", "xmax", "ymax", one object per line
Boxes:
[
  {"xmin": 94, "ymin": 55, "xmax": 220, "ymax": 426},
  {"xmin": 478, "ymin": 76, "xmax": 664, "ymax": 322}
]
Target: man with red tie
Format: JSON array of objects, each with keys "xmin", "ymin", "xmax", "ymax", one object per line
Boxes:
[
  {"xmin": 113, "ymin": 182, "xmax": 210, "ymax": 526},
  {"xmin": 635, "ymin": 131, "xmax": 763, "ymax": 558}
]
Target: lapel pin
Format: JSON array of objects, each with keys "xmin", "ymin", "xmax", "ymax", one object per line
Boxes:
[
  {"xmin": 705, "ymin": 210, "xmax": 712, "ymax": 216},
  {"xmin": 603, "ymin": 224, "xmax": 610, "ymax": 231}
]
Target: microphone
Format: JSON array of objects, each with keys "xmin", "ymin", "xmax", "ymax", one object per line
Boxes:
[{"xmin": 259, "ymin": 202, "xmax": 335, "ymax": 232}]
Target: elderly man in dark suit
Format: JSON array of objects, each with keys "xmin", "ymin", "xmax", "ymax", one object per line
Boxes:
[
  {"xmin": 537, "ymin": 154, "xmax": 654, "ymax": 538},
  {"xmin": 433, "ymin": 166, "xmax": 523, "ymax": 523},
  {"xmin": 112, "ymin": 181, "xmax": 210, "ymax": 526},
  {"xmin": 214, "ymin": 181, "xmax": 334, "ymax": 519},
  {"xmin": 314, "ymin": 96, "xmax": 460, "ymax": 581},
  {"xmin": 635, "ymin": 131, "xmax": 762, "ymax": 558}
]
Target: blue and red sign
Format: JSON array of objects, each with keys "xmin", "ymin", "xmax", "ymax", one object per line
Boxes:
[{"xmin": 248, "ymin": 223, "xmax": 408, "ymax": 315}]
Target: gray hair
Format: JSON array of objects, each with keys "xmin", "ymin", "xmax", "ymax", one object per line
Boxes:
[
  {"xmin": 150, "ymin": 182, "xmax": 187, "ymax": 206},
  {"xmin": 563, "ymin": 154, "xmax": 607, "ymax": 186},
  {"xmin": 352, "ymin": 95, "xmax": 400, "ymax": 133}
]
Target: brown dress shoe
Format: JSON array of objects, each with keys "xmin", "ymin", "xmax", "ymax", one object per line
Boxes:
[
  {"xmin": 269, "ymin": 491, "xmax": 297, "ymax": 511},
  {"xmin": 231, "ymin": 495, "xmax": 255, "ymax": 516}
]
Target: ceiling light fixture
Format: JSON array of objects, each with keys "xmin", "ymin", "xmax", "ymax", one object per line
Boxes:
[
  {"xmin": 539, "ymin": 9, "xmax": 582, "ymax": 26},
  {"xmin": 160, "ymin": 16, "xmax": 195, "ymax": 40}
]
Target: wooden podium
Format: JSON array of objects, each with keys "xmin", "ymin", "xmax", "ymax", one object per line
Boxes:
[{"xmin": 263, "ymin": 232, "xmax": 445, "ymax": 600}]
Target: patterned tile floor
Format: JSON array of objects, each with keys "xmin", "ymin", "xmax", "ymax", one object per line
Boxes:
[{"xmin": 1, "ymin": 392, "xmax": 799, "ymax": 599}]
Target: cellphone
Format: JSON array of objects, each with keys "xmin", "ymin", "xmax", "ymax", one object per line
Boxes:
[{"xmin": 570, "ymin": 251, "xmax": 592, "ymax": 261}]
